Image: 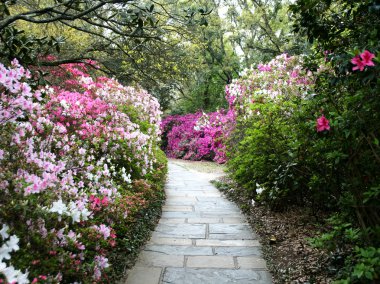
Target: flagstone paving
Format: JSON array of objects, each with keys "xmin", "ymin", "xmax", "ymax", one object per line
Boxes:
[{"xmin": 125, "ymin": 159, "xmax": 272, "ymax": 284}]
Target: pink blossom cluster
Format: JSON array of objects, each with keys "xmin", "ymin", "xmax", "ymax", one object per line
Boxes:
[
  {"xmin": 0, "ymin": 59, "xmax": 162, "ymax": 282},
  {"xmin": 316, "ymin": 115, "xmax": 330, "ymax": 132},
  {"xmin": 161, "ymin": 110, "xmax": 235, "ymax": 164},
  {"xmin": 226, "ymin": 54, "xmax": 315, "ymax": 119}
]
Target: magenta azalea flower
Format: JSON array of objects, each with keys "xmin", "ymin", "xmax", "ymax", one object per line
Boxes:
[
  {"xmin": 351, "ymin": 50, "xmax": 376, "ymax": 71},
  {"xmin": 316, "ymin": 115, "xmax": 330, "ymax": 132},
  {"xmin": 361, "ymin": 50, "xmax": 375, "ymax": 66}
]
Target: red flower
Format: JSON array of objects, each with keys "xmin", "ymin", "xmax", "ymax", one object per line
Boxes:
[{"xmin": 316, "ymin": 115, "xmax": 330, "ymax": 132}]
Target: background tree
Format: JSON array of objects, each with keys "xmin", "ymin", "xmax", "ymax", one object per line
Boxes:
[{"xmin": 223, "ymin": 0, "xmax": 309, "ymax": 68}]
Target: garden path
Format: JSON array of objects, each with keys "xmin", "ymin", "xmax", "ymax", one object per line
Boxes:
[{"xmin": 125, "ymin": 159, "xmax": 272, "ymax": 284}]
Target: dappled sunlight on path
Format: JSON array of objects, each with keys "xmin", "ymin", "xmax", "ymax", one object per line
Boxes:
[{"xmin": 125, "ymin": 159, "xmax": 272, "ymax": 284}]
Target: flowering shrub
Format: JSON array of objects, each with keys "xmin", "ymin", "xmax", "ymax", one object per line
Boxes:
[
  {"xmin": 0, "ymin": 59, "xmax": 166, "ymax": 283},
  {"xmin": 226, "ymin": 54, "xmax": 320, "ymax": 206},
  {"xmin": 226, "ymin": 45, "xmax": 380, "ymax": 283},
  {"xmin": 161, "ymin": 110, "xmax": 234, "ymax": 163}
]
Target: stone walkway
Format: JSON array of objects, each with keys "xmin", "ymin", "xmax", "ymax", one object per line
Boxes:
[{"xmin": 125, "ymin": 160, "xmax": 272, "ymax": 284}]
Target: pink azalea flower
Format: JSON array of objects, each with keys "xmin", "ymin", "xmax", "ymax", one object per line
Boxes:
[
  {"xmin": 361, "ymin": 50, "xmax": 375, "ymax": 66},
  {"xmin": 316, "ymin": 115, "xmax": 330, "ymax": 132},
  {"xmin": 351, "ymin": 50, "xmax": 376, "ymax": 71},
  {"xmin": 351, "ymin": 55, "xmax": 366, "ymax": 71}
]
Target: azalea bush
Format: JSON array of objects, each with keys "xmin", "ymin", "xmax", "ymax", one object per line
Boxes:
[
  {"xmin": 0, "ymin": 59, "xmax": 166, "ymax": 283},
  {"xmin": 226, "ymin": 54, "xmax": 320, "ymax": 207},
  {"xmin": 161, "ymin": 110, "xmax": 234, "ymax": 163},
  {"xmin": 226, "ymin": 0, "xmax": 380, "ymax": 280}
]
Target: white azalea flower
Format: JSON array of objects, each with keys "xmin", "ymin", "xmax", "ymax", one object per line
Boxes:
[
  {"xmin": 0, "ymin": 224, "xmax": 9, "ymax": 240},
  {"xmin": 0, "ymin": 244, "xmax": 11, "ymax": 260},
  {"xmin": 1, "ymin": 265, "xmax": 29, "ymax": 284},
  {"xmin": 0, "ymin": 261, "xmax": 6, "ymax": 270},
  {"xmin": 68, "ymin": 202, "xmax": 81, "ymax": 223},
  {"xmin": 80, "ymin": 208, "xmax": 92, "ymax": 221},
  {"xmin": 256, "ymin": 183, "xmax": 264, "ymax": 194},
  {"xmin": 16, "ymin": 269, "xmax": 29, "ymax": 284},
  {"xmin": 49, "ymin": 199, "xmax": 68, "ymax": 215},
  {"xmin": 7, "ymin": 235, "xmax": 19, "ymax": 251}
]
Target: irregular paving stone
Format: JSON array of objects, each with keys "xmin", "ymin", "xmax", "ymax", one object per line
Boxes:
[
  {"xmin": 195, "ymin": 203, "xmax": 240, "ymax": 212},
  {"xmin": 162, "ymin": 205, "xmax": 193, "ymax": 212},
  {"xmin": 163, "ymin": 268, "xmax": 273, "ymax": 284},
  {"xmin": 164, "ymin": 199, "xmax": 197, "ymax": 206},
  {"xmin": 161, "ymin": 211, "xmax": 200, "ymax": 219},
  {"xmin": 222, "ymin": 217, "xmax": 247, "ymax": 224},
  {"xmin": 209, "ymin": 233, "xmax": 254, "ymax": 240},
  {"xmin": 186, "ymin": 256, "xmax": 235, "ymax": 268},
  {"xmin": 237, "ymin": 257, "xmax": 267, "ymax": 269},
  {"xmin": 214, "ymin": 246, "xmax": 262, "ymax": 257},
  {"xmin": 187, "ymin": 218, "xmax": 221, "ymax": 224},
  {"xmin": 153, "ymin": 224, "xmax": 206, "ymax": 238},
  {"xmin": 148, "ymin": 237, "xmax": 192, "ymax": 246},
  {"xmin": 201, "ymin": 212, "xmax": 243, "ymax": 218},
  {"xmin": 126, "ymin": 266, "xmax": 162, "ymax": 284},
  {"xmin": 159, "ymin": 218, "xmax": 186, "ymax": 224},
  {"xmin": 208, "ymin": 224, "xmax": 256, "ymax": 239},
  {"xmin": 145, "ymin": 245, "xmax": 213, "ymax": 256},
  {"xmin": 136, "ymin": 251, "xmax": 184, "ymax": 267},
  {"xmin": 195, "ymin": 239, "xmax": 260, "ymax": 247},
  {"xmin": 209, "ymin": 224, "xmax": 253, "ymax": 234},
  {"xmin": 170, "ymin": 191, "xmax": 221, "ymax": 197}
]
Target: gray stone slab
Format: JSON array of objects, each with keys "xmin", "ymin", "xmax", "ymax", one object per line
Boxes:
[
  {"xmin": 162, "ymin": 205, "xmax": 193, "ymax": 212},
  {"xmin": 237, "ymin": 257, "xmax": 267, "ymax": 269},
  {"xmin": 125, "ymin": 266, "xmax": 162, "ymax": 284},
  {"xmin": 161, "ymin": 211, "xmax": 200, "ymax": 219},
  {"xmin": 170, "ymin": 191, "xmax": 221, "ymax": 197},
  {"xmin": 164, "ymin": 200, "xmax": 197, "ymax": 206},
  {"xmin": 159, "ymin": 218, "xmax": 186, "ymax": 224},
  {"xmin": 209, "ymin": 233, "xmax": 254, "ymax": 240},
  {"xmin": 166, "ymin": 196, "xmax": 197, "ymax": 202},
  {"xmin": 145, "ymin": 245, "xmax": 213, "ymax": 256},
  {"xmin": 196, "ymin": 196, "xmax": 226, "ymax": 202},
  {"xmin": 214, "ymin": 246, "xmax": 262, "ymax": 256},
  {"xmin": 195, "ymin": 201, "xmax": 240, "ymax": 211},
  {"xmin": 187, "ymin": 218, "xmax": 221, "ymax": 224},
  {"xmin": 153, "ymin": 224, "xmax": 206, "ymax": 238},
  {"xmin": 148, "ymin": 237, "xmax": 192, "ymax": 246},
  {"xmin": 195, "ymin": 239, "xmax": 260, "ymax": 247},
  {"xmin": 209, "ymin": 224, "xmax": 253, "ymax": 234},
  {"xmin": 163, "ymin": 268, "xmax": 273, "ymax": 284},
  {"xmin": 208, "ymin": 224, "xmax": 255, "ymax": 240},
  {"xmin": 201, "ymin": 212, "xmax": 243, "ymax": 218},
  {"xmin": 222, "ymin": 217, "xmax": 247, "ymax": 224},
  {"xmin": 136, "ymin": 251, "xmax": 184, "ymax": 267},
  {"xmin": 186, "ymin": 256, "xmax": 235, "ymax": 268}
]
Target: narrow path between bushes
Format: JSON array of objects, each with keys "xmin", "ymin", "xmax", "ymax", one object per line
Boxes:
[{"xmin": 124, "ymin": 159, "xmax": 272, "ymax": 284}]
